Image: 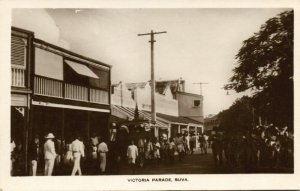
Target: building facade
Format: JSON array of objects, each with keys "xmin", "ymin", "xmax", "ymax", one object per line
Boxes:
[
  {"xmin": 11, "ymin": 27, "xmax": 111, "ymax": 175},
  {"xmin": 177, "ymin": 91, "xmax": 204, "ymax": 123},
  {"xmin": 111, "ymin": 80, "xmax": 204, "ymax": 139}
]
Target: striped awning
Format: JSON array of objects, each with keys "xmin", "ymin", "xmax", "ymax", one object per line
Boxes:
[
  {"xmin": 65, "ymin": 60, "xmax": 99, "ymax": 79},
  {"xmin": 112, "ymin": 105, "xmax": 169, "ymax": 129}
]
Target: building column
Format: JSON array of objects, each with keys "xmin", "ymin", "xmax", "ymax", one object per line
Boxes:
[
  {"xmin": 195, "ymin": 126, "xmax": 198, "ymax": 148},
  {"xmin": 178, "ymin": 125, "xmax": 180, "ymax": 134},
  {"xmin": 168, "ymin": 124, "xmax": 171, "ymax": 139},
  {"xmin": 61, "ymin": 108, "xmax": 65, "ymax": 153},
  {"xmin": 186, "ymin": 125, "xmax": 190, "ymax": 149},
  {"xmin": 154, "ymin": 126, "xmax": 158, "ymax": 137},
  {"xmin": 24, "ymin": 107, "xmax": 29, "ymax": 174},
  {"xmin": 87, "ymin": 111, "xmax": 90, "ymax": 140}
]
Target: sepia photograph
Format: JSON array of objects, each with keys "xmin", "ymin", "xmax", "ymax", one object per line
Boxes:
[{"xmin": 9, "ymin": 8, "xmax": 295, "ymax": 177}]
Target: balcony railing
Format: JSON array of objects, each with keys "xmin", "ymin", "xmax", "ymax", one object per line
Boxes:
[
  {"xmin": 65, "ymin": 83, "xmax": 88, "ymax": 101},
  {"xmin": 34, "ymin": 76, "xmax": 63, "ymax": 98},
  {"xmin": 11, "ymin": 67, "xmax": 26, "ymax": 87},
  {"xmin": 34, "ymin": 75, "xmax": 109, "ymax": 104},
  {"xmin": 90, "ymin": 88, "xmax": 109, "ymax": 104}
]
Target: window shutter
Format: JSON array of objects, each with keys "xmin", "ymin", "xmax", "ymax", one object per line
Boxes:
[{"xmin": 11, "ymin": 36, "xmax": 26, "ymax": 68}]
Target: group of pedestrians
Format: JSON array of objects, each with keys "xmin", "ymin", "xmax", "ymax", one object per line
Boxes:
[
  {"xmin": 17, "ymin": 132, "xmax": 110, "ymax": 176},
  {"xmin": 123, "ymin": 132, "xmax": 203, "ymax": 174},
  {"xmin": 210, "ymin": 124, "xmax": 294, "ymax": 171}
]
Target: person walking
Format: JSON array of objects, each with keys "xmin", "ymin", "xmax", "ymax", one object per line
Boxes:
[
  {"xmin": 189, "ymin": 133, "xmax": 196, "ymax": 155},
  {"xmin": 71, "ymin": 135, "xmax": 85, "ymax": 176},
  {"xmin": 127, "ymin": 140, "xmax": 139, "ymax": 174},
  {"xmin": 11, "ymin": 138, "xmax": 16, "ymax": 176},
  {"xmin": 175, "ymin": 133, "xmax": 185, "ymax": 162},
  {"xmin": 199, "ymin": 133, "xmax": 208, "ymax": 154},
  {"xmin": 44, "ymin": 133, "xmax": 57, "ymax": 176},
  {"xmin": 87, "ymin": 133, "xmax": 99, "ymax": 174},
  {"xmin": 29, "ymin": 135, "xmax": 40, "ymax": 176},
  {"xmin": 211, "ymin": 134, "xmax": 223, "ymax": 167},
  {"xmin": 160, "ymin": 135, "xmax": 169, "ymax": 163},
  {"xmin": 203, "ymin": 133, "xmax": 209, "ymax": 154},
  {"xmin": 98, "ymin": 138, "xmax": 109, "ymax": 174},
  {"xmin": 144, "ymin": 138, "xmax": 153, "ymax": 165},
  {"xmin": 167, "ymin": 137, "xmax": 176, "ymax": 165},
  {"xmin": 137, "ymin": 138, "xmax": 145, "ymax": 167},
  {"xmin": 153, "ymin": 138, "xmax": 161, "ymax": 165}
]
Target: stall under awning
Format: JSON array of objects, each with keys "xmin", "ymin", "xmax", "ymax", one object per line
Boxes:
[
  {"xmin": 65, "ymin": 60, "xmax": 99, "ymax": 79},
  {"xmin": 112, "ymin": 105, "xmax": 169, "ymax": 129}
]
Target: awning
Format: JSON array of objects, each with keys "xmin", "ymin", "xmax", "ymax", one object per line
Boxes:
[
  {"xmin": 112, "ymin": 105, "xmax": 169, "ymax": 129},
  {"xmin": 144, "ymin": 111, "xmax": 203, "ymax": 126},
  {"xmin": 65, "ymin": 60, "xmax": 99, "ymax": 79}
]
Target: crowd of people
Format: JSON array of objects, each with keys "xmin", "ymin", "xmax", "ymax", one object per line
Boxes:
[
  {"xmin": 10, "ymin": 126, "xmax": 203, "ymax": 176},
  {"xmin": 210, "ymin": 124, "xmax": 294, "ymax": 172},
  {"xmin": 11, "ymin": 132, "xmax": 110, "ymax": 176},
  {"xmin": 119, "ymin": 130, "xmax": 214, "ymax": 174},
  {"xmin": 10, "ymin": 123, "xmax": 293, "ymax": 176}
]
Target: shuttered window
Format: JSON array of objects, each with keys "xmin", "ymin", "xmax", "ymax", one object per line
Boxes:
[{"xmin": 11, "ymin": 36, "xmax": 27, "ymax": 69}]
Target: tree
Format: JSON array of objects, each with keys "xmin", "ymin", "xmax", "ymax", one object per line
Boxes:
[
  {"xmin": 225, "ymin": 10, "xmax": 293, "ymax": 130},
  {"xmin": 218, "ymin": 96, "xmax": 253, "ymax": 133}
]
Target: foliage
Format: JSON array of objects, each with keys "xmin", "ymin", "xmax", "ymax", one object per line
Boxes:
[
  {"xmin": 225, "ymin": 10, "xmax": 293, "ymax": 130},
  {"xmin": 218, "ymin": 96, "xmax": 253, "ymax": 133}
]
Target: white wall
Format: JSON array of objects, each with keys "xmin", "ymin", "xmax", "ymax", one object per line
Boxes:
[
  {"xmin": 111, "ymin": 83, "xmax": 135, "ymax": 108},
  {"xmin": 177, "ymin": 92, "xmax": 203, "ymax": 122},
  {"xmin": 135, "ymin": 83, "xmax": 179, "ymax": 116}
]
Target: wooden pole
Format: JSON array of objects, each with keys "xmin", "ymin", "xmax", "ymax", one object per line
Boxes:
[{"xmin": 138, "ymin": 30, "xmax": 166, "ymax": 137}]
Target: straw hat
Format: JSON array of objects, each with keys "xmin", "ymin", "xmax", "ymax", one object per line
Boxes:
[{"xmin": 45, "ymin": 133, "xmax": 55, "ymax": 139}]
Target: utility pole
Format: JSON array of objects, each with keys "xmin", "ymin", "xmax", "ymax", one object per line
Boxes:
[
  {"xmin": 193, "ymin": 82, "xmax": 208, "ymax": 125},
  {"xmin": 193, "ymin": 82, "xmax": 208, "ymax": 95},
  {"xmin": 138, "ymin": 30, "xmax": 166, "ymax": 136}
]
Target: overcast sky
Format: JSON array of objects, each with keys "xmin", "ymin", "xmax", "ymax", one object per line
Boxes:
[{"xmin": 13, "ymin": 8, "xmax": 290, "ymax": 116}]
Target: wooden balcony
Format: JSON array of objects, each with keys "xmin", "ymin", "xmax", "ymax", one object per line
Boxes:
[
  {"xmin": 11, "ymin": 67, "xmax": 26, "ymax": 87},
  {"xmin": 90, "ymin": 88, "xmax": 109, "ymax": 104},
  {"xmin": 34, "ymin": 75, "xmax": 109, "ymax": 105},
  {"xmin": 34, "ymin": 76, "xmax": 63, "ymax": 98},
  {"xmin": 65, "ymin": 83, "xmax": 88, "ymax": 101}
]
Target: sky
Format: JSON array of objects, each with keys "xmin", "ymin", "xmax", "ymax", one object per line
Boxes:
[{"xmin": 12, "ymin": 8, "xmax": 289, "ymax": 116}]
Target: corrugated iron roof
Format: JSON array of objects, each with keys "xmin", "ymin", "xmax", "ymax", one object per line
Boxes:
[{"xmin": 112, "ymin": 105, "xmax": 169, "ymax": 129}]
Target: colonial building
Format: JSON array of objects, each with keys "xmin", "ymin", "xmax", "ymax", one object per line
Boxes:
[
  {"xmin": 11, "ymin": 27, "xmax": 34, "ymax": 175},
  {"xmin": 111, "ymin": 79, "xmax": 203, "ymax": 139},
  {"xmin": 11, "ymin": 27, "xmax": 111, "ymax": 175}
]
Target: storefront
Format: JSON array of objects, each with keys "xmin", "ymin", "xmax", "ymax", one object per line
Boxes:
[
  {"xmin": 31, "ymin": 106, "xmax": 110, "ymax": 144},
  {"xmin": 10, "ymin": 27, "xmax": 112, "ymax": 175}
]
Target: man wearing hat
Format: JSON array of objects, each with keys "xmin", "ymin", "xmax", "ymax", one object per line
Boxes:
[
  {"xmin": 29, "ymin": 135, "xmax": 40, "ymax": 176},
  {"xmin": 44, "ymin": 133, "xmax": 57, "ymax": 176}
]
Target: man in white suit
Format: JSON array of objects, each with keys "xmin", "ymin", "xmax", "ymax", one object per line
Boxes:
[
  {"xmin": 44, "ymin": 133, "xmax": 56, "ymax": 176},
  {"xmin": 71, "ymin": 135, "xmax": 85, "ymax": 175}
]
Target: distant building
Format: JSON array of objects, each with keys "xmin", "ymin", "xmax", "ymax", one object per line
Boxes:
[
  {"xmin": 177, "ymin": 91, "xmax": 204, "ymax": 123},
  {"xmin": 111, "ymin": 79, "xmax": 203, "ymax": 138},
  {"xmin": 204, "ymin": 114, "xmax": 220, "ymax": 134}
]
